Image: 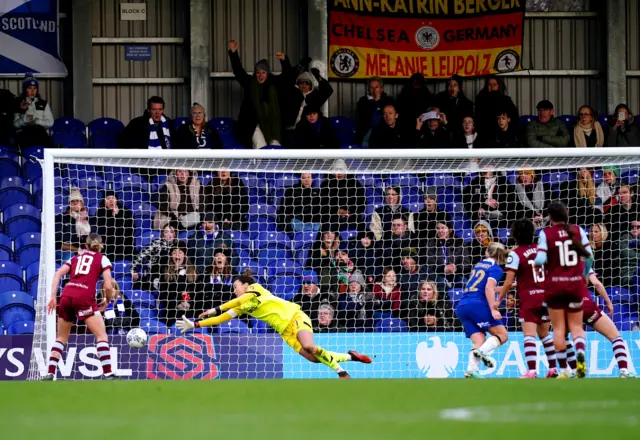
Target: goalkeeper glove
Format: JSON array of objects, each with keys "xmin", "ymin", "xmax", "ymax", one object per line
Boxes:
[{"xmin": 176, "ymin": 316, "xmax": 195, "ymax": 334}]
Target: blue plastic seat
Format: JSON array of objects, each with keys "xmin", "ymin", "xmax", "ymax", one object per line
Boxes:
[
  {"xmin": 14, "ymin": 232, "xmax": 41, "ymax": 268},
  {"xmin": 250, "ymin": 317, "xmax": 273, "ymax": 333},
  {"xmin": 53, "ymin": 132, "xmax": 87, "ymax": 149},
  {"xmin": 268, "ymin": 173, "xmax": 299, "ymax": 191},
  {"xmin": 88, "ymin": 117, "xmax": 124, "ymax": 135},
  {"xmin": 134, "ymin": 217, "xmax": 154, "ymax": 233},
  {"xmin": 113, "ymin": 173, "xmax": 149, "ymax": 192},
  {"xmin": 130, "ymin": 202, "xmax": 157, "ymax": 219},
  {"xmin": 269, "ymin": 276, "xmax": 301, "ymax": 301},
  {"xmin": 356, "ymin": 174, "xmax": 383, "ymax": 188},
  {"xmin": 598, "ymin": 114, "xmax": 609, "ymax": 127},
  {"xmin": 3, "ymin": 203, "xmax": 40, "ymax": 240},
  {"xmin": 209, "ymin": 117, "xmax": 237, "ymax": 134},
  {"xmin": 329, "ymin": 116, "xmax": 356, "ymax": 144},
  {"xmin": 111, "ymin": 260, "xmax": 133, "ymax": 279},
  {"xmin": 73, "ymin": 172, "xmax": 105, "ymax": 190},
  {"xmin": 621, "ymin": 170, "xmax": 640, "ymax": 186},
  {"xmin": 173, "ymin": 117, "xmax": 190, "ymax": 130},
  {"xmin": 295, "ymin": 248, "xmax": 310, "ymax": 266},
  {"xmin": 374, "ymin": 317, "xmax": 408, "ymax": 333},
  {"xmin": 25, "ymin": 260, "xmax": 39, "ymax": 293},
  {"xmin": 0, "ymin": 176, "xmax": 31, "ymax": 210},
  {"xmin": 117, "ymin": 190, "xmax": 151, "ymax": 205},
  {"xmin": 606, "ymin": 287, "xmax": 638, "ymax": 304},
  {"xmin": 0, "ymin": 152, "xmax": 20, "ymax": 177},
  {"xmin": 425, "ymin": 173, "xmax": 461, "ymax": 188},
  {"xmin": 340, "ymin": 230, "xmax": 359, "ymax": 243},
  {"xmin": 227, "ymin": 230, "xmax": 253, "ymax": 253},
  {"xmin": 365, "ymin": 186, "xmax": 384, "ymax": 206},
  {"xmin": 558, "ymin": 115, "xmax": 577, "ymax": 129},
  {"xmin": 458, "ymin": 228, "xmax": 474, "ymax": 243},
  {"xmin": 266, "ymin": 260, "xmax": 303, "ymax": 279},
  {"xmin": 140, "ymin": 319, "xmax": 168, "ymax": 335},
  {"xmin": 236, "ymin": 259, "xmax": 262, "ymax": 279},
  {"xmin": 612, "ymin": 303, "xmax": 636, "ymax": 326},
  {"xmin": 496, "ymin": 228, "xmax": 511, "ymax": 244},
  {"xmin": 218, "ymin": 319, "xmax": 250, "ymax": 334},
  {"xmin": 387, "ymin": 174, "xmax": 421, "ymax": 188},
  {"xmin": 519, "ymin": 115, "xmax": 536, "ymax": 127},
  {"xmin": 127, "ymin": 290, "xmax": 157, "ymax": 308},
  {"xmin": 135, "ymin": 230, "xmax": 161, "ymax": 252},
  {"xmin": 5, "ymin": 319, "xmax": 34, "ymax": 335},
  {"xmin": 0, "ymin": 234, "xmax": 12, "ymax": 261},
  {"xmin": 257, "ymin": 248, "xmax": 293, "ymax": 268},
  {"xmin": 541, "ymin": 171, "xmax": 574, "ymax": 188},
  {"xmin": 52, "ymin": 117, "xmax": 86, "ymax": 135},
  {"xmin": 22, "ymin": 147, "xmax": 45, "ymax": 181},
  {"xmin": 292, "ymin": 231, "xmax": 318, "ymax": 251},
  {"xmin": 248, "ymin": 204, "xmax": 277, "ymax": 219},
  {"xmin": 254, "ymin": 231, "xmax": 291, "ymax": 250},
  {"xmin": 0, "ymin": 291, "xmax": 35, "ymax": 327}
]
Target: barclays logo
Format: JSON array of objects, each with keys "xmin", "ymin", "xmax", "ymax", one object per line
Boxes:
[{"xmin": 416, "ymin": 336, "xmax": 459, "ymax": 378}]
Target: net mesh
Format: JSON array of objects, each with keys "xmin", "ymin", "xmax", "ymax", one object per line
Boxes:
[{"xmin": 28, "ymin": 151, "xmax": 640, "ymax": 379}]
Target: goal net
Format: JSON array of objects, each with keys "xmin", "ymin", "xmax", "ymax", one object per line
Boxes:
[{"xmin": 28, "ymin": 148, "xmax": 640, "ymax": 380}]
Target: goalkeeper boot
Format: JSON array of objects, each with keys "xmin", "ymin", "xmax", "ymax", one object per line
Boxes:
[
  {"xmin": 338, "ymin": 371, "xmax": 351, "ymax": 379},
  {"xmin": 620, "ymin": 369, "xmax": 636, "ymax": 379},
  {"xmin": 575, "ymin": 352, "xmax": 587, "ymax": 378},
  {"xmin": 519, "ymin": 371, "xmax": 537, "ymax": 379},
  {"xmin": 464, "ymin": 370, "xmax": 481, "ymax": 379},
  {"xmin": 348, "ymin": 350, "xmax": 372, "ymax": 364},
  {"xmin": 557, "ymin": 370, "xmax": 572, "ymax": 379},
  {"xmin": 545, "ymin": 368, "xmax": 559, "ymax": 378},
  {"xmin": 41, "ymin": 374, "xmax": 55, "ymax": 381},
  {"xmin": 102, "ymin": 374, "xmax": 119, "ymax": 380},
  {"xmin": 472, "ymin": 348, "xmax": 495, "ymax": 368}
]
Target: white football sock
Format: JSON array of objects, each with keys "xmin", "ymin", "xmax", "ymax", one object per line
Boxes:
[
  {"xmin": 467, "ymin": 350, "xmax": 480, "ymax": 372},
  {"xmin": 478, "ymin": 336, "xmax": 502, "ymax": 354}
]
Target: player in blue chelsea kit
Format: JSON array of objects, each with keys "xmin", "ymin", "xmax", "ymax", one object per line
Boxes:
[{"xmin": 455, "ymin": 242, "xmax": 509, "ymax": 378}]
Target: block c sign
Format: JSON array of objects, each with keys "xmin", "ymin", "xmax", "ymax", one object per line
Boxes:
[{"xmin": 120, "ymin": 2, "xmax": 147, "ymax": 21}]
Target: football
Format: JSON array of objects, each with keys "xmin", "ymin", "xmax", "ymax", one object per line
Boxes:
[{"xmin": 126, "ymin": 328, "xmax": 148, "ymax": 348}]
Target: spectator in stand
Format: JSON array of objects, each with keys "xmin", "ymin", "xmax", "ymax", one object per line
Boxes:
[
  {"xmin": 277, "ymin": 173, "xmax": 322, "ymax": 235},
  {"xmin": 525, "ymin": 100, "xmax": 570, "ymax": 148},
  {"xmin": 470, "ymin": 220, "xmax": 497, "ymax": 266},
  {"xmin": 319, "ymin": 159, "xmax": 367, "ymax": 231},
  {"xmin": 355, "ymin": 76, "xmax": 393, "ymax": 146},
  {"xmin": 55, "ymin": 187, "xmax": 92, "ymax": 262},
  {"xmin": 337, "ymin": 269, "xmax": 375, "ymax": 332},
  {"xmin": 227, "ymin": 40, "xmax": 291, "ymax": 149},
  {"xmin": 462, "ymin": 170, "xmax": 513, "ymax": 230},
  {"xmin": 500, "ymin": 292, "xmax": 519, "ymax": 332},
  {"xmin": 186, "ymin": 213, "xmax": 235, "ymax": 275},
  {"xmin": 372, "ymin": 267, "xmax": 402, "ymax": 314},
  {"xmin": 315, "ymin": 302, "xmax": 341, "ymax": 333},
  {"xmin": 414, "ymin": 187, "xmax": 451, "ymax": 243},
  {"xmin": 451, "ymin": 115, "xmax": 485, "ymax": 149},
  {"xmin": 352, "ymin": 231, "xmax": 380, "ymax": 280},
  {"xmin": 426, "ymin": 220, "xmax": 471, "ymax": 289},
  {"xmin": 605, "ymin": 184, "xmax": 638, "ymax": 242},
  {"xmin": 174, "ymin": 103, "xmax": 223, "ymax": 150},
  {"xmin": 571, "ymin": 105, "xmax": 605, "ymax": 148},
  {"xmin": 414, "ymin": 109, "xmax": 451, "ymax": 148},
  {"xmin": 596, "ymin": 166, "xmax": 620, "ymax": 210},
  {"xmin": 396, "ymin": 247, "xmax": 430, "ymax": 298},
  {"xmin": 606, "ymin": 104, "xmax": 640, "ymax": 147},
  {"xmin": 154, "ymin": 169, "xmax": 201, "ymax": 231},
  {"xmin": 396, "ymin": 73, "xmax": 436, "ymax": 133},
  {"xmin": 13, "ymin": 73, "xmax": 53, "ymax": 149},
  {"xmin": 292, "ymin": 271, "xmax": 332, "ymax": 318},
  {"xmin": 131, "ymin": 224, "xmax": 177, "ymax": 291},
  {"xmin": 490, "ymin": 111, "xmax": 523, "ymax": 148},
  {"xmin": 195, "ymin": 249, "xmax": 235, "ymax": 311},
  {"xmin": 380, "ymin": 214, "xmax": 418, "ymax": 268},
  {"xmin": 435, "ymin": 74, "xmax": 474, "ymax": 131},
  {"xmin": 157, "ymin": 241, "xmax": 198, "ymax": 327},
  {"xmin": 333, "ymin": 247, "xmax": 356, "ymax": 294},
  {"xmin": 370, "ymin": 186, "xmax": 415, "ymax": 241},
  {"xmin": 306, "ymin": 228, "xmax": 340, "ymax": 283},
  {"xmin": 293, "ymin": 105, "xmax": 340, "ymax": 149},
  {"xmin": 474, "ymin": 75, "xmax": 519, "ymax": 135},
  {"xmin": 619, "ymin": 219, "xmax": 640, "ymax": 286},
  {"xmin": 101, "ymin": 281, "xmax": 140, "ymax": 335},
  {"xmin": 120, "ymin": 96, "xmax": 174, "ymax": 150},
  {"xmin": 558, "ymin": 168, "xmax": 602, "ymax": 228},
  {"xmin": 589, "ymin": 223, "xmax": 620, "ymax": 287},
  {"xmin": 201, "ymin": 170, "xmax": 248, "ymax": 231},
  {"xmin": 402, "ymin": 280, "xmax": 450, "ymax": 332},
  {"xmin": 513, "ymin": 170, "xmax": 552, "ymax": 229},
  {"xmin": 368, "ymin": 103, "xmax": 411, "ymax": 149},
  {"xmin": 283, "ymin": 67, "xmax": 333, "ymax": 146},
  {"xmin": 0, "ymin": 87, "xmax": 16, "ymax": 148},
  {"xmin": 93, "ymin": 191, "xmax": 135, "ymax": 262}
]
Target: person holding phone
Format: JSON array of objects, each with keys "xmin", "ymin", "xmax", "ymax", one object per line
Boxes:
[
  {"xmin": 12, "ymin": 73, "xmax": 54, "ymax": 150},
  {"xmin": 605, "ymin": 104, "xmax": 639, "ymax": 147}
]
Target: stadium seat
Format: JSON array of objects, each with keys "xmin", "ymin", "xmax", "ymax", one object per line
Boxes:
[
  {"xmin": 496, "ymin": 228, "xmax": 511, "ymax": 244},
  {"xmin": 365, "ymin": 186, "xmax": 384, "ymax": 206},
  {"xmin": 73, "ymin": 172, "xmax": 105, "ymax": 190},
  {"xmin": 292, "ymin": 231, "xmax": 317, "ymax": 250},
  {"xmin": 250, "ymin": 317, "xmax": 273, "ymax": 333},
  {"xmin": 130, "ymin": 202, "xmax": 157, "ymax": 220},
  {"xmin": 257, "ymin": 248, "xmax": 293, "ymax": 268},
  {"xmin": 266, "ymin": 260, "xmax": 303, "ymax": 279},
  {"xmin": 21, "ymin": 146, "xmax": 45, "ymax": 181},
  {"xmin": 329, "ymin": 116, "xmax": 356, "ymax": 144},
  {"xmin": 448, "ymin": 288, "xmax": 465, "ymax": 307},
  {"xmin": 135, "ymin": 230, "xmax": 161, "ymax": 252},
  {"xmin": 268, "ymin": 173, "xmax": 299, "ymax": 191},
  {"xmin": 269, "ymin": 276, "xmax": 301, "ymax": 301},
  {"xmin": 0, "ymin": 152, "xmax": 20, "ymax": 177},
  {"xmin": 426, "ymin": 173, "xmax": 461, "ymax": 188},
  {"xmin": 618, "ymin": 319, "xmax": 639, "ymax": 332},
  {"xmin": 237, "ymin": 259, "xmax": 263, "ymax": 280},
  {"xmin": 140, "ymin": 319, "xmax": 168, "ymax": 335},
  {"xmin": 356, "ymin": 174, "xmax": 383, "ymax": 188},
  {"xmin": 5, "ymin": 319, "xmax": 34, "ymax": 335},
  {"xmin": 0, "ymin": 176, "xmax": 31, "ymax": 211},
  {"xmin": 52, "ymin": 117, "xmax": 86, "ymax": 135},
  {"xmin": 340, "ymin": 229, "xmax": 359, "ymax": 243},
  {"xmin": 29, "ymin": 283, "xmax": 38, "ymax": 301},
  {"xmin": 374, "ymin": 317, "xmax": 408, "ymax": 333},
  {"xmin": 519, "ymin": 115, "xmax": 536, "ymax": 127},
  {"xmin": 340, "ymin": 144, "xmax": 363, "ymax": 149},
  {"xmin": 0, "ymin": 291, "xmax": 35, "ymax": 327},
  {"xmin": 134, "ymin": 217, "xmax": 154, "ymax": 233},
  {"xmin": 25, "ymin": 260, "xmax": 39, "ymax": 293},
  {"xmin": 558, "ymin": 115, "xmax": 576, "ymax": 129},
  {"xmin": 113, "ymin": 173, "xmax": 149, "ymax": 193},
  {"xmin": 387, "ymin": 174, "xmax": 421, "ymax": 188},
  {"xmin": 117, "ymin": 189, "xmax": 151, "ymax": 205},
  {"xmin": 227, "ymin": 230, "xmax": 253, "ymax": 253},
  {"xmin": 0, "ymin": 234, "xmax": 13, "ymax": 261},
  {"xmin": 3, "ymin": 203, "xmax": 41, "ymax": 239},
  {"xmin": 14, "ymin": 232, "xmax": 41, "ymax": 268},
  {"xmin": 621, "ymin": 170, "xmax": 639, "ymax": 185},
  {"xmin": 541, "ymin": 171, "xmax": 574, "ymax": 188},
  {"xmin": 127, "ymin": 290, "xmax": 157, "ymax": 309},
  {"xmin": 248, "ymin": 204, "xmax": 277, "ymax": 219},
  {"xmin": 0, "ymin": 261, "xmax": 25, "ymax": 293},
  {"xmin": 173, "ymin": 117, "xmax": 190, "ymax": 130},
  {"xmin": 218, "ymin": 319, "xmax": 250, "ymax": 334},
  {"xmin": 612, "ymin": 303, "xmax": 636, "ymax": 326},
  {"xmin": 254, "ymin": 231, "xmax": 291, "ymax": 250},
  {"xmin": 295, "ymin": 247, "xmax": 310, "ymax": 266},
  {"xmin": 598, "ymin": 114, "xmax": 609, "ymax": 127},
  {"xmin": 606, "ymin": 287, "xmax": 638, "ymax": 304},
  {"xmin": 88, "ymin": 117, "xmax": 124, "ymax": 135},
  {"xmin": 53, "ymin": 132, "xmax": 87, "ymax": 149},
  {"xmin": 111, "ymin": 260, "xmax": 133, "ymax": 279},
  {"xmin": 209, "ymin": 117, "xmax": 237, "ymax": 134},
  {"xmin": 448, "ymin": 215, "xmax": 470, "ymax": 234}
]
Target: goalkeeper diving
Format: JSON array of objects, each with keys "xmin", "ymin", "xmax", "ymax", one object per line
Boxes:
[{"xmin": 177, "ymin": 270, "xmax": 372, "ymax": 378}]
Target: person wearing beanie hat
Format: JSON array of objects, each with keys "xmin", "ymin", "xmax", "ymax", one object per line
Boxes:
[
  {"xmin": 462, "ymin": 170, "xmax": 514, "ymax": 230},
  {"xmin": 596, "ymin": 165, "xmax": 621, "ymax": 209},
  {"xmin": 293, "ymin": 102, "xmax": 340, "ymax": 149},
  {"xmin": 514, "ymin": 169, "xmax": 553, "ymax": 229},
  {"xmin": 370, "ymin": 185, "xmax": 415, "ymax": 241},
  {"xmin": 414, "ymin": 187, "xmax": 451, "ymax": 242},
  {"xmin": 525, "ymin": 99, "xmax": 570, "ymax": 148},
  {"xmin": 282, "ymin": 65, "xmax": 333, "ymax": 138},
  {"xmin": 94, "ymin": 190, "xmax": 135, "ymax": 262},
  {"xmin": 13, "ymin": 72, "xmax": 54, "ymax": 150},
  {"xmin": 227, "ymin": 39, "xmax": 291, "ymax": 148},
  {"xmin": 434, "ymin": 74, "xmax": 473, "ymax": 132}
]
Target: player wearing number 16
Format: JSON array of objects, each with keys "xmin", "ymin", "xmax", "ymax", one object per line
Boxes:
[
  {"xmin": 534, "ymin": 201, "xmax": 594, "ymax": 379},
  {"xmin": 43, "ymin": 233, "xmax": 117, "ymax": 380}
]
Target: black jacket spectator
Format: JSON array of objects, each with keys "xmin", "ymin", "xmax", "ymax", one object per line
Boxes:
[
  {"xmin": 93, "ymin": 191, "xmax": 135, "ymax": 262},
  {"xmin": 200, "ymin": 171, "xmax": 249, "ymax": 231},
  {"xmin": 55, "ymin": 188, "xmax": 92, "ymax": 255},
  {"xmin": 294, "ymin": 107, "xmax": 340, "ymax": 149},
  {"xmin": 462, "ymin": 172, "xmax": 513, "ymax": 226},
  {"xmin": 131, "ymin": 225, "xmax": 176, "ymax": 291},
  {"xmin": 355, "ymin": 79, "xmax": 393, "ymax": 145},
  {"xmin": 157, "ymin": 243, "xmax": 199, "ymax": 327},
  {"xmin": 119, "ymin": 97, "xmax": 174, "ymax": 149},
  {"xmin": 396, "ymin": 73, "xmax": 436, "ymax": 127},
  {"xmin": 380, "ymin": 226, "xmax": 418, "ymax": 269},
  {"xmin": 368, "ymin": 120, "xmax": 412, "ymax": 149},
  {"xmin": 277, "ymin": 174, "xmax": 322, "ymax": 234},
  {"xmin": 426, "ymin": 235, "xmax": 472, "ymax": 279},
  {"xmin": 606, "ymin": 107, "xmax": 640, "ymax": 147},
  {"xmin": 558, "ymin": 169, "xmax": 602, "ymax": 228},
  {"xmin": 186, "ymin": 217, "xmax": 235, "ymax": 275},
  {"xmin": 319, "ymin": 162, "xmax": 367, "ymax": 231},
  {"xmin": 435, "ymin": 75, "xmax": 474, "ymax": 131},
  {"xmin": 0, "ymin": 88, "xmax": 16, "ymax": 147},
  {"xmin": 414, "ymin": 189, "xmax": 451, "ymax": 243},
  {"xmin": 174, "ymin": 123, "xmax": 223, "ymax": 150},
  {"xmin": 474, "ymin": 75, "xmax": 519, "ymax": 134},
  {"xmin": 491, "ymin": 124, "xmax": 523, "ymax": 148},
  {"xmin": 352, "ymin": 231, "xmax": 381, "ymax": 279},
  {"xmin": 195, "ymin": 274, "xmax": 235, "ymax": 311},
  {"xmin": 283, "ymin": 68, "xmax": 334, "ymax": 129},
  {"xmin": 604, "ymin": 186, "xmax": 638, "ymax": 242}
]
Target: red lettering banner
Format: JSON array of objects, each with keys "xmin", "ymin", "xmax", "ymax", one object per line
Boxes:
[{"xmin": 327, "ymin": 0, "xmax": 525, "ymax": 79}]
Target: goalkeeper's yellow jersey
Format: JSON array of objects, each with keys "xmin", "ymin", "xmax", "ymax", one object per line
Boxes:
[{"xmin": 234, "ymin": 283, "xmax": 301, "ymax": 333}]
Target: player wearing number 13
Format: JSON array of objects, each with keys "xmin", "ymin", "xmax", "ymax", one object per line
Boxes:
[
  {"xmin": 455, "ymin": 242, "xmax": 509, "ymax": 378},
  {"xmin": 534, "ymin": 201, "xmax": 594, "ymax": 379},
  {"xmin": 42, "ymin": 233, "xmax": 116, "ymax": 380}
]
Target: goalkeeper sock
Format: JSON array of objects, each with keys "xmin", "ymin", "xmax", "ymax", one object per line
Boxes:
[
  {"xmin": 96, "ymin": 341, "xmax": 113, "ymax": 376},
  {"xmin": 47, "ymin": 340, "xmax": 65, "ymax": 375},
  {"xmin": 329, "ymin": 351, "xmax": 352, "ymax": 363},
  {"xmin": 478, "ymin": 336, "xmax": 502, "ymax": 355},
  {"xmin": 313, "ymin": 346, "xmax": 345, "ymax": 373}
]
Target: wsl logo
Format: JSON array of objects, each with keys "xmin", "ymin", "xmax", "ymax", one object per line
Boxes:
[
  {"xmin": 146, "ymin": 335, "xmax": 219, "ymax": 380},
  {"xmin": 416, "ymin": 336, "xmax": 459, "ymax": 378}
]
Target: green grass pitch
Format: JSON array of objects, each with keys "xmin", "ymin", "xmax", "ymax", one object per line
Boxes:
[{"xmin": 2, "ymin": 379, "xmax": 639, "ymax": 440}]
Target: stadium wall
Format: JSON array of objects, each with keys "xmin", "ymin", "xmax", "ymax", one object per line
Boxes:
[{"xmin": 3, "ymin": 333, "xmax": 638, "ymax": 380}]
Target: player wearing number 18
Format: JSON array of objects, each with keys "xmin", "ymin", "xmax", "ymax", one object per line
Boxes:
[
  {"xmin": 534, "ymin": 201, "xmax": 594, "ymax": 379},
  {"xmin": 43, "ymin": 233, "xmax": 116, "ymax": 380}
]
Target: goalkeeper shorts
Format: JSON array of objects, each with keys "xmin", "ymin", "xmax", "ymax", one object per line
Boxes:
[{"xmin": 280, "ymin": 311, "xmax": 314, "ymax": 353}]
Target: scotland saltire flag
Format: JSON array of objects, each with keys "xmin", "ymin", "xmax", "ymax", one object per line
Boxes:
[{"xmin": 0, "ymin": 0, "xmax": 67, "ymax": 75}]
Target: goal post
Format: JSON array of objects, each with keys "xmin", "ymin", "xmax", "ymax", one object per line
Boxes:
[{"xmin": 29, "ymin": 147, "xmax": 640, "ymax": 380}]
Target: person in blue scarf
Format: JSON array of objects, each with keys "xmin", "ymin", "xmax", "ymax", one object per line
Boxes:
[
  {"xmin": 174, "ymin": 102, "xmax": 223, "ymax": 149},
  {"xmin": 293, "ymin": 105, "xmax": 340, "ymax": 149}
]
